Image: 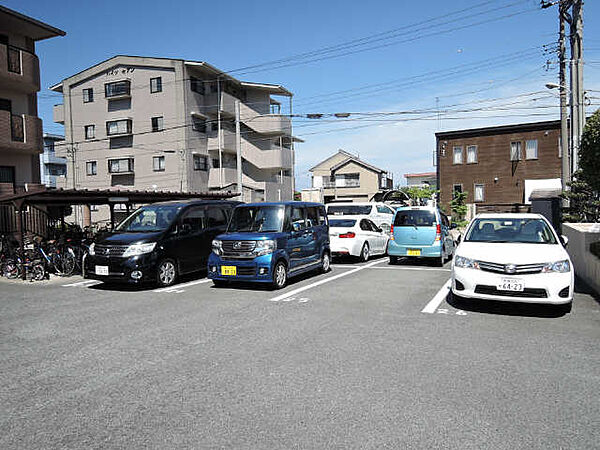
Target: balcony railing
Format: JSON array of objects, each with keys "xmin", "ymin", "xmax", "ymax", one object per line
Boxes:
[
  {"xmin": 0, "ymin": 111, "xmax": 43, "ymax": 153},
  {"xmin": 0, "ymin": 44, "xmax": 40, "ymax": 92}
]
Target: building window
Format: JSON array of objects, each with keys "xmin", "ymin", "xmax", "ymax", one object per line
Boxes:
[
  {"xmin": 510, "ymin": 141, "xmax": 522, "ymax": 161},
  {"xmin": 150, "ymin": 77, "xmax": 162, "ymax": 93},
  {"xmin": 153, "ymin": 156, "xmax": 165, "ymax": 172},
  {"xmin": 105, "ymin": 80, "xmax": 131, "ymax": 98},
  {"xmin": 190, "ymin": 77, "xmax": 205, "ymax": 95},
  {"xmin": 47, "ymin": 164, "xmax": 66, "ymax": 176},
  {"xmin": 466, "ymin": 145, "xmax": 477, "ymax": 164},
  {"xmin": 211, "ymin": 122, "xmax": 218, "ymax": 132},
  {"xmin": 151, "ymin": 116, "xmax": 164, "ymax": 132},
  {"xmin": 192, "ymin": 116, "xmax": 207, "ymax": 133},
  {"xmin": 212, "ymin": 158, "xmax": 220, "ymax": 168},
  {"xmin": 193, "ymin": 154, "xmax": 208, "ymax": 171},
  {"xmin": 106, "ymin": 119, "xmax": 132, "ymax": 136},
  {"xmin": 83, "ymin": 88, "xmax": 94, "ymax": 103},
  {"xmin": 453, "ymin": 146, "xmax": 463, "ymax": 164},
  {"xmin": 84, "ymin": 125, "xmax": 95, "ymax": 139},
  {"xmin": 86, "ymin": 161, "xmax": 97, "ymax": 176},
  {"xmin": 474, "ymin": 184, "xmax": 485, "ymax": 202},
  {"xmin": 525, "ymin": 139, "xmax": 538, "ymax": 160},
  {"xmin": 335, "ymin": 173, "xmax": 360, "ymax": 187},
  {"xmin": 7, "ymin": 46, "xmax": 21, "ymax": 74},
  {"xmin": 108, "ymin": 158, "xmax": 134, "ymax": 174},
  {"xmin": 452, "ymin": 184, "xmax": 463, "ymax": 198}
]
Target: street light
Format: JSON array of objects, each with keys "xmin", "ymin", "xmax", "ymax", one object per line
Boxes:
[
  {"xmin": 545, "ymin": 82, "xmax": 567, "ymax": 91},
  {"xmin": 545, "ymin": 82, "xmax": 570, "ymax": 197}
]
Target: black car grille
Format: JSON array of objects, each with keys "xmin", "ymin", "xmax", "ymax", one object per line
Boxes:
[
  {"xmin": 477, "ymin": 260, "xmax": 545, "ymax": 275},
  {"xmin": 235, "ymin": 266, "xmax": 256, "ymax": 276},
  {"xmin": 221, "ymin": 240, "xmax": 256, "ymax": 259},
  {"xmin": 474, "ymin": 285, "xmax": 548, "ymax": 298},
  {"xmin": 94, "ymin": 244, "xmax": 129, "ymax": 257}
]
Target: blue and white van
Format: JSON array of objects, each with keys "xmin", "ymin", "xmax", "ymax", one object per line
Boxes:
[
  {"xmin": 388, "ymin": 206, "xmax": 456, "ymax": 266},
  {"xmin": 207, "ymin": 202, "xmax": 330, "ymax": 289}
]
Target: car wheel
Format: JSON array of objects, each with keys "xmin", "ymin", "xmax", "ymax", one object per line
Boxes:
[
  {"xmin": 389, "ymin": 255, "xmax": 398, "ymax": 265},
  {"xmin": 272, "ymin": 261, "xmax": 287, "ymax": 290},
  {"xmin": 320, "ymin": 252, "xmax": 331, "ymax": 273},
  {"xmin": 434, "ymin": 250, "xmax": 445, "ymax": 267},
  {"xmin": 157, "ymin": 259, "xmax": 177, "ymax": 287},
  {"xmin": 213, "ymin": 279, "xmax": 228, "ymax": 288},
  {"xmin": 360, "ymin": 243, "xmax": 370, "ymax": 262}
]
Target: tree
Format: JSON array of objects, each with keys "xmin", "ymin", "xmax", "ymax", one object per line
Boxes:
[
  {"xmin": 450, "ymin": 191, "xmax": 468, "ymax": 226},
  {"xmin": 399, "ymin": 185, "xmax": 438, "ymax": 204}
]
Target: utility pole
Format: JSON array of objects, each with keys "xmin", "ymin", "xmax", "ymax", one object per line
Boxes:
[
  {"xmin": 558, "ymin": 2, "xmax": 570, "ymax": 195},
  {"xmin": 235, "ymin": 99, "xmax": 243, "ymax": 201},
  {"xmin": 217, "ymin": 77, "xmax": 223, "ymax": 188},
  {"xmin": 569, "ymin": 0, "xmax": 584, "ymax": 174}
]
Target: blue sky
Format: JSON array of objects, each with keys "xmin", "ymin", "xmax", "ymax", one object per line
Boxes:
[{"xmin": 7, "ymin": 0, "xmax": 600, "ymax": 188}]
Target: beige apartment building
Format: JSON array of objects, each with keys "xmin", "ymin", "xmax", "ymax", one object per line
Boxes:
[
  {"xmin": 51, "ymin": 55, "xmax": 295, "ymax": 222},
  {"xmin": 310, "ymin": 150, "xmax": 393, "ymax": 203},
  {"xmin": 0, "ymin": 6, "xmax": 65, "ymax": 194}
]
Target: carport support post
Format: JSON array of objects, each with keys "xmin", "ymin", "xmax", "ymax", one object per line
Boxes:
[{"xmin": 14, "ymin": 200, "xmax": 26, "ymax": 280}]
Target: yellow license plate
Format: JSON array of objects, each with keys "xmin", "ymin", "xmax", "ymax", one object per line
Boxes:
[
  {"xmin": 221, "ymin": 266, "xmax": 237, "ymax": 276},
  {"xmin": 407, "ymin": 249, "xmax": 421, "ymax": 256}
]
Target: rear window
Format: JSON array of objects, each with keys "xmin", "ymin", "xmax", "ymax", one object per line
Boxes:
[
  {"xmin": 394, "ymin": 210, "xmax": 436, "ymax": 227},
  {"xmin": 328, "ymin": 205, "xmax": 372, "ymax": 215},
  {"xmin": 329, "ymin": 219, "xmax": 357, "ymax": 228}
]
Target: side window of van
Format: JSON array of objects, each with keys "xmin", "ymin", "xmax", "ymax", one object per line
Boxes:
[
  {"xmin": 306, "ymin": 207, "xmax": 319, "ymax": 228},
  {"xmin": 181, "ymin": 207, "xmax": 206, "ymax": 233},
  {"xmin": 206, "ymin": 206, "xmax": 227, "ymax": 228},
  {"xmin": 290, "ymin": 207, "xmax": 307, "ymax": 231},
  {"xmin": 360, "ymin": 219, "xmax": 372, "ymax": 231},
  {"xmin": 377, "ymin": 205, "xmax": 392, "ymax": 215}
]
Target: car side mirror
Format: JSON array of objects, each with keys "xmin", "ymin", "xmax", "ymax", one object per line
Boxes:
[{"xmin": 560, "ymin": 235, "xmax": 568, "ymax": 247}]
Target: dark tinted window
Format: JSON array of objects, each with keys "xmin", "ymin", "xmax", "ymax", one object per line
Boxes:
[
  {"xmin": 228, "ymin": 206, "xmax": 284, "ymax": 233},
  {"xmin": 115, "ymin": 204, "xmax": 181, "ymax": 232},
  {"xmin": 306, "ymin": 207, "xmax": 319, "ymax": 228},
  {"xmin": 329, "ymin": 219, "xmax": 356, "ymax": 228},
  {"xmin": 360, "ymin": 219, "xmax": 372, "ymax": 231},
  {"xmin": 394, "ymin": 210, "xmax": 436, "ymax": 227},
  {"xmin": 328, "ymin": 205, "xmax": 373, "ymax": 215},
  {"xmin": 291, "ymin": 207, "xmax": 307, "ymax": 231},
  {"xmin": 181, "ymin": 207, "xmax": 206, "ymax": 232},
  {"xmin": 207, "ymin": 206, "xmax": 227, "ymax": 227}
]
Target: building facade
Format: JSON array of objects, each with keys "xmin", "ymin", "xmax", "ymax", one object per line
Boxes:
[
  {"xmin": 51, "ymin": 55, "xmax": 295, "ymax": 222},
  {"xmin": 435, "ymin": 120, "xmax": 562, "ymax": 213},
  {"xmin": 0, "ymin": 6, "xmax": 65, "ymax": 194},
  {"xmin": 40, "ymin": 133, "xmax": 66, "ymax": 187},
  {"xmin": 404, "ymin": 172, "xmax": 437, "ymax": 189},
  {"xmin": 310, "ymin": 150, "xmax": 393, "ymax": 203}
]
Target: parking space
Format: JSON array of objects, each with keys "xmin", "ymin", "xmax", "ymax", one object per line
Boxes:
[{"xmin": 1, "ymin": 256, "xmax": 599, "ymax": 449}]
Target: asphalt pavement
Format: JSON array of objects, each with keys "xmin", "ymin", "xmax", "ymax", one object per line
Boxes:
[{"xmin": 1, "ymin": 256, "xmax": 598, "ymax": 449}]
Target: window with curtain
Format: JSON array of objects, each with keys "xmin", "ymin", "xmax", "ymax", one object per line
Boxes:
[
  {"xmin": 84, "ymin": 125, "xmax": 95, "ymax": 139},
  {"xmin": 474, "ymin": 184, "xmax": 485, "ymax": 202},
  {"xmin": 510, "ymin": 141, "xmax": 522, "ymax": 161},
  {"xmin": 467, "ymin": 145, "xmax": 477, "ymax": 164},
  {"xmin": 108, "ymin": 158, "xmax": 134, "ymax": 173},
  {"xmin": 106, "ymin": 119, "xmax": 132, "ymax": 136},
  {"xmin": 153, "ymin": 156, "xmax": 165, "ymax": 171},
  {"xmin": 86, "ymin": 161, "xmax": 97, "ymax": 176},
  {"xmin": 453, "ymin": 146, "xmax": 463, "ymax": 164},
  {"xmin": 151, "ymin": 116, "xmax": 163, "ymax": 132},
  {"xmin": 150, "ymin": 77, "xmax": 162, "ymax": 93},
  {"xmin": 525, "ymin": 140, "xmax": 538, "ymax": 159}
]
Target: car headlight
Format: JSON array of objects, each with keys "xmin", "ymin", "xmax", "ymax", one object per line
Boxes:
[
  {"xmin": 122, "ymin": 242, "xmax": 157, "ymax": 257},
  {"xmin": 542, "ymin": 260, "xmax": 570, "ymax": 273},
  {"xmin": 212, "ymin": 239, "xmax": 223, "ymax": 255},
  {"xmin": 88, "ymin": 242, "xmax": 95, "ymax": 256},
  {"xmin": 254, "ymin": 239, "xmax": 276, "ymax": 256},
  {"xmin": 454, "ymin": 255, "xmax": 480, "ymax": 269}
]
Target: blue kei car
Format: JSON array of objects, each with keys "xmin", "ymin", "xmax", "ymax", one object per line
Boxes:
[
  {"xmin": 207, "ymin": 202, "xmax": 331, "ymax": 289},
  {"xmin": 388, "ymin": 206, "xmax": 456, "ymax": 266}
]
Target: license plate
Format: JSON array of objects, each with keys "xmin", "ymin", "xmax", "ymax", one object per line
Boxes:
[
  {"xmin": 407, "ymin": 249, "xmax": 421, "ymax": 256},
  {"xmin": 95, "ymin": 265, "xmax": 109, "ymax": 276},
  {"xmin": 221, "ymin": 266, "xmax": 237, "ymax": 276},
  {"xmin": 497, "ymin": 278, "xmax": 524, "ymax": 292}
]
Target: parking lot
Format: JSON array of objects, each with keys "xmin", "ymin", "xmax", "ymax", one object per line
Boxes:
[{"xmin": 1, "ymin": 256, "xmax": 599, "ymax": 449}]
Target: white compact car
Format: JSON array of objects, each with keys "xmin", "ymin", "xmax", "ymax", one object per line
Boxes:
[
  {"xmin": 451, "ymin": 213, "xmax": 573, "ymax": 312},
  {"xmin": 329, "ymin": 216, "xmax": 389, "ymax": 261},
  {"xmin": 327, "ymin": 202, "xmax": 396, "ymax": 233}
]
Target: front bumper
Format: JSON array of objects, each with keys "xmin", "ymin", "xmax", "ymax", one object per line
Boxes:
[
  {"xmin": 84, "ymin": 253, "xmax": 158, "ymax": 284},
  {"xmin": 207, "ymin": 252, "xmax": 276, "ymax": 283},
  {"xmin": 451, "ymin": 265, "xmax": 573, "ymax": 304},
  {"xmin": 388, "ymin": 239, "xmax": 442, "ymax": 258}
]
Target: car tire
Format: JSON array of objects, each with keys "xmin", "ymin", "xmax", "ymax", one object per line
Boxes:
[
  {"xmin": 156, "ymin": 259, "xmax": 177, "ymax": 287},
  {"xmin": 320, "ymin": 252, "xmax": 331, "ymax": 273},
  {"xmin": 272, "ymin": 260, "xmax": 288, "ymax": 290},
  {"xmin": 389, "ymin": 255, "xmax": 398, "ymax": 265},
  {"xmin": 434, "ymin": 250, "xmax": 445, "ymax": 267},
  {"xmin": 360, "ymin": 243, "xmax": 370, "ymax": 262},
  {"xmin": 213, "ymin": 279, "xmax": 228, "ymax": 288}
]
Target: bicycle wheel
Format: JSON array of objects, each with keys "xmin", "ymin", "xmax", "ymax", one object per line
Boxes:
[
  {"xmin": 31, "ymin": 263, "xmax": 46, "ymax": 281},
  {"xmin": 61, "ymin": 252, "xmax": 76, "ymax": 276},
  {"xmin": 2, "ymin": 259, "xmax": 19, "ymax": 279}
]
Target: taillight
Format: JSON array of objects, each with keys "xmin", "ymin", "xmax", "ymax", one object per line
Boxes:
[
  {"xmin": 435, "ymin": 224, "xmax": 441, "ymax": 241},
  {"xmin": 390, "ymin": 225, "xmax": 394, "ymax": 240},
  {"xmin": 339, "ymin": 232, "xmax": 356, "ymax": 238}
]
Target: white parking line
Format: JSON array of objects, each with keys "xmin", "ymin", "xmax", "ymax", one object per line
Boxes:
[
  {"xmin": 369, "ymin": 266, "xmax": 451, "ymax": 272},
  {"xmin": 153, "ymin": 278, "xmax": 212, "ymax": 293},
  {"xmin": 269, "ymin": 258, "xmax": 386, "ymax": 302},
  {"xmin": 421, "ymin": 279, "xmax": 452, "ymax": 314},
  {"xmin": 62, "ymin": 280, "xmax": 101, "ymax": 287}
]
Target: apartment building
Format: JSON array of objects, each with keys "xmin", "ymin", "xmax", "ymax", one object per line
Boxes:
[
  {"xmin": 310, "ymin": 150, "xmax": 393, "ymax": 203},
  {"xmin": 0, "ymin": 6, "xmax": 65, "ymax": 193},
  {"xmin": 51, "ymin": 55, "xmax": 295, "ymax": 220},
  {"xmin": 435, "ymin": 120, "xmax": 562, "ymax": 213},
  {"xmin": 40, "ymin": 133, "xmax": 66, "ymax": 187}
]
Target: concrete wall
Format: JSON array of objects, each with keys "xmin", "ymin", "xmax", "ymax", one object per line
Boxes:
[{"xmin": 562, "ymin": 223, "xmax": 600, "ymax": 295}]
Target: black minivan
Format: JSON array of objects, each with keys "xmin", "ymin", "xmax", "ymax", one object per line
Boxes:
[{"xmin": 85, "ymin": 200, "xmax": 239, "ymax": 287}]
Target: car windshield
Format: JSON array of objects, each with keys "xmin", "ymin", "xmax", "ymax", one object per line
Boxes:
[
  {"xmin": 394, "ymin": 210, "xmax": 436, "ymax": 227},
  {"xmin": 329, "ymin": 219, "xmax": 357, "ymax": 228},
  {"xmin": 328, "ymin": 205, "xmax": 372, "ymax": 215},
  {"xmin": 228, "ymin": 206, "xmax": 284, "ymax": 233},
  {"xmin": 465, "ymin": 218, "xmax": 558, "ymax": 244},
  {"xmin": 115, "ymin": 204, "xmax": 181, "ymax": 232}
]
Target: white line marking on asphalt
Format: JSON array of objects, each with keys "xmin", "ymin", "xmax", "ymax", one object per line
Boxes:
[
  {"xmin": 154, "ymin": 278, "xmax": 212, "ymax": 293},
  {"xmin": 369, "ymin": 266, "xmax": 451, "ymax": 272},
  {"xmin": 269, "ymin": 258, "xmax": 386, "ymax": 303},
  {"xmin": 62, "ymin": 280, "xmax": 101, "ymax": 287},
  {"xmin": 421, "ymin": 279, "xmax": 452, "ymax": 314}
]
